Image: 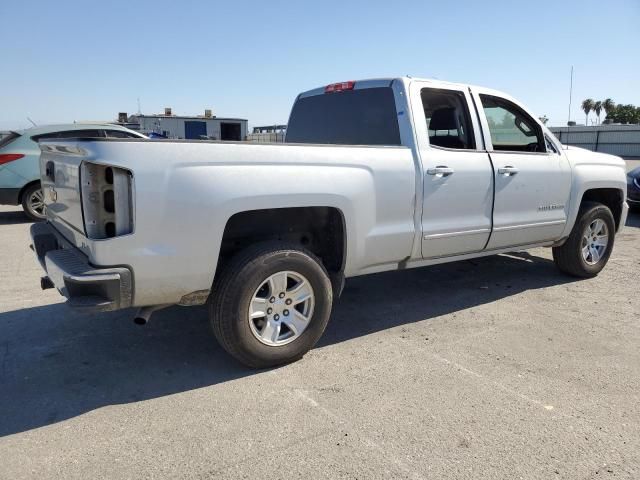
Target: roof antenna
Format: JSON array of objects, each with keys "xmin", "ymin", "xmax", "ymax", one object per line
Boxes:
[
  {"xmin": 26, "ymin": 117, "xmax": 37, "ymax": 127},
  {"xmin": 137, "ymin": 97, "xmax": 142, "ymax": 115},
  {"xmin": 565, "ymin": 65, "xmax": 573, "ymax": 150}
]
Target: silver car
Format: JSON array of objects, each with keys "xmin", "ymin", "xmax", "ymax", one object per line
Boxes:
[{"xmin": 0, "ymin": 124, "xmax": 145, "ymax": 220}]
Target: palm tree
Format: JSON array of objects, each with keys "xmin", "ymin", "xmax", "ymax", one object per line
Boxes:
[
  {"xmin": 593, "ymin": 101, "xmax": 602, "ymax": 124},
  {"xmin": 602, "ymin": 98, "xmax": 615, "ymax": 121},
  {"xmin": 581, "ymin": 99, "xmax": 595, "ymax": 125}
]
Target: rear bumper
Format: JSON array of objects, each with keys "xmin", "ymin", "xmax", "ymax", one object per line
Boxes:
[
  {"xmin": 0, "ymin": 187, "xmax": 21, "ymax": 205},
  {"xmin": 30, "ymin": 222, "xmax": 133, "ymax": 311}
]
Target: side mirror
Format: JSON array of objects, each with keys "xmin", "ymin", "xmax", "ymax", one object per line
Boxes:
[{"xmin": 515, "ymin": 118, "xmax": 536, "ymax": 137}]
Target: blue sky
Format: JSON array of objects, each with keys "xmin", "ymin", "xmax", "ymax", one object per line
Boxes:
[{"xmin": 1, "ymin": 0, "xmax": 638, "ymax": 130}]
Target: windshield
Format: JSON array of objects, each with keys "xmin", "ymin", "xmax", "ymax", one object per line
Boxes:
[{"xmin": 286, "ymin": 87, "xmax": 401, "ymax": 146}]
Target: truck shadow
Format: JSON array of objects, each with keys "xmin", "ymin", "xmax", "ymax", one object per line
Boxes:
[
  {"xmin": 323, "ymin": 206, "xmax": 640, "ymax": 347},
  {"xmin": 0, "ymin": 250, "xmax": 579, "ymax": 437},
  {"xmin": 320, "ymin": 251, "xmax": 572, "ymax": 347},
  {"xmin": 0, "ymin": 210, "xmax": 31, "ymax": 225}
]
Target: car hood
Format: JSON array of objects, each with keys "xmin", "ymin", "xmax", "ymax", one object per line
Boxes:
[{"xmin": 562, "ymin": 145, "xmax": 626, "ymax": 169}]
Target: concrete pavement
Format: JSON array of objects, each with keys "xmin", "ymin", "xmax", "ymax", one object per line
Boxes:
[{"xmin": 0, "ymin": 205, "xmax": 638, "ymax": 479}]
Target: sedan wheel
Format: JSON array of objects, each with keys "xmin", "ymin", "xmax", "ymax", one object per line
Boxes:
[{"xmin": 21, "ymin": 184, "xmax": 46, "ymax": 221}]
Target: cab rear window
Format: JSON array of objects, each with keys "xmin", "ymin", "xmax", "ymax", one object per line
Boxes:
[{"xmin": 286, "ymin": 87, "xmax": 401, "ymax": 146}]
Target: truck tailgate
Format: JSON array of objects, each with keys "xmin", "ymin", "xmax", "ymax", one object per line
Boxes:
[{"xmin": 39, "ymin": 142, "xmax": 86, "ymax": 235}]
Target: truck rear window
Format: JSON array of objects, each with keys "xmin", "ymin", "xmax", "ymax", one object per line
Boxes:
[{"xmin": 286, "ymin": 87, "xmax": 401, "ymax": 146}]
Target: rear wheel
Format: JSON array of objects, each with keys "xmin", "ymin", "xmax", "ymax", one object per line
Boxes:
[
  {"xmin": 209, "ymin": 242, "xmax": 333, "ymax": 368},
  {"xmin": 552, "ymin": 202, "xmax": 615, "ymax": 278},
  {"xmin": 21, "ymin": 183, "xmax": 46, "ymax": 221}
]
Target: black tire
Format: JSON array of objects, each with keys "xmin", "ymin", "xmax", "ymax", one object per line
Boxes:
[
  {"xmin": 209, "ymin": 242, "xmax": 333, "ymax": 368},
  {"xmin": 552, "ymin": 202, "xmax": 615, "ymax": 278},
  {"xmin": 21, "ymin": 183, "xmax": 46, "ymax": 221}
]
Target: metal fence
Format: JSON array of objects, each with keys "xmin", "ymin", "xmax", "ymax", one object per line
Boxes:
[
  {"xmin": 549, "ymin": 125, "xmax": 640, "ymax": 159},
  {"xmin": 246, "ymin": 132, "xmax": 285, "ymax": 143}
]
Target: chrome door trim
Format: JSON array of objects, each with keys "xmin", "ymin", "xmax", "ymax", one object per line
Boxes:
[
  {"xmin": 492, "ymin": 219, "xmax": 565, "ymax": 232},
  {"xmin": 424, "ymin": 228, "xmax": 491, "ymax": 240}
]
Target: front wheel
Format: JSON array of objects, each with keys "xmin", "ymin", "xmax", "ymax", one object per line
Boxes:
[
  {"xmin": 553, "ymin": 202, "xmax": 615, "ymax": 278},
  {"xmin": 209, "ymin": 242, "xmax": 333, "ymax": 368},
  {"xmin": 21, "ymin": 183, "xmax": 46, "ymax": 221}
]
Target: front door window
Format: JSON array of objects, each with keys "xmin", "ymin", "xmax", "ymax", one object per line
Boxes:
[{"xmin": 480, "ymin": 95, "xmax": 545, "ymax": 153}]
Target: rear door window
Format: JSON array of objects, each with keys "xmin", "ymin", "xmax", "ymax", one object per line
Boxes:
[
  {"xmin": 421, "ymin": 88, "xmax": 475, "ymax": 150},
  {"xmin": 53, "ymin": 129, "xmax": 104, "ymax": 139},
  {"xmin": 104, "ymin": 129, "xmax": 142, "ymax": 138},
  {"xmin": 32, "ymin": 129, "xmax": 104, "ymax": 141},
  {"xmin": 286, "ymin": 87, "xmax": 401, "ymax": 145}
]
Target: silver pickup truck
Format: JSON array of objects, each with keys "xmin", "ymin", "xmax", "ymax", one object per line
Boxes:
[{"xmin": 31, "ymin": 77, "xmax": 629, "ymax": 368}]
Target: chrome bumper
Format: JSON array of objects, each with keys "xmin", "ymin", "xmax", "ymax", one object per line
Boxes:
[{"xmin": 30, "ymin": 222, "xmax": 133, "ymax": 312}]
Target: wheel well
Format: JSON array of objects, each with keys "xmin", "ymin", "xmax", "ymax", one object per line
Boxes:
[
  {"xmin": 218, "ymin": 207, "xmax": 346, "ymax": 275},
  {"xmin": 581, "ymin": 188, "xmax": 624, "ymax": 230},
  {"xmin": 18, "ymin": 180, "xmax": 41, "ymax": 203}
]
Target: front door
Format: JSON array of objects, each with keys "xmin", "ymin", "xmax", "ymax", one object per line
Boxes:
[
  {"xmin": 473, "ymin": 91, "xmax": 572, "ymax": 249},
  {"xmin": 410, "ymin": 82, "xmax": 494, "ymax": 259}
]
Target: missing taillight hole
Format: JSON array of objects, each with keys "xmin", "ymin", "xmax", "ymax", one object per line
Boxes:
[
  {"xmin": 45, "ymin": 161, "xmax": 55, "ymax": 181},
  {"xmin": 105, "ymin": 222, "xmax": 116, "ymax": 238},
  {"xmin": 103, "ymin": 190, "xmax": 115, "ymax": 213},
  {"xmin": 105, "ymin": 167, "xmax": 114, "ymax": 185}
]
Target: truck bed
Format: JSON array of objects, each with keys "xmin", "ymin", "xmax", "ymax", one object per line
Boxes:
[{"xmin": 39, "ymin": 138, "xmax": 418, "ymax": 306}]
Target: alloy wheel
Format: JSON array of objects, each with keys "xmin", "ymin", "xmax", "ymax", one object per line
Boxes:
[
  {"xmin": 581, "ymin": 218, "xmax": 608, "ymax": 265},
  {"xmin": 28, "ymin": 188, "xmax": 46, "ymax": 218},
  {"xmin": 248, "ymin": 270, "xmax": 315, "ymax": 346}
]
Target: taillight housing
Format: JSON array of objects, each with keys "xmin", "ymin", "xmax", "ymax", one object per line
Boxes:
[
  {"xmin": 0, "ymin": 154, "xmax": 25, "ymax": 165},
  {"xmin": 80, "ymin": 162, "xmax": 133, "ymax": 239},
  {"xmin": 324, "ymin": 81, "xmax": 355, "ymax": 93}
]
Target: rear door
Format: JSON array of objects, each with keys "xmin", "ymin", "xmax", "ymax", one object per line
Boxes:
[
  {"xmin": 472, "ymin": 90, "xmax": 572, "ymax": 248},
  {"xmin": 409, "ymin": 81, "xmax": 494, "ymax": 258}
]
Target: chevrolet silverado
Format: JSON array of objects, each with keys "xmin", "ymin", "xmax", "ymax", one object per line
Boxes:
[{"xmin": 30, "ymin": 77, "xmax": 629, "ymax": 367}]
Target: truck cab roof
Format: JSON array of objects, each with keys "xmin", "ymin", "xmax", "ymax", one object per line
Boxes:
[{"xmin": 297, "ymin": 76, "xmax": 515, "ymax": 103}]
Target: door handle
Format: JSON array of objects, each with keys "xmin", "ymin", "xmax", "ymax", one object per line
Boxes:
[
  {"xmin": 427, "ymin": 166, "xmax": 454, "ymax": 177},
  {"xmin": 498, "ymin": 166, "xmax": 519, "ymax": 176}
]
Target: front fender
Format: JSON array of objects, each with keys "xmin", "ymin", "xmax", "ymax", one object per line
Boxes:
[{"xmin": 561, "ymin": 161, "xmax": 628, "ymax": 238}]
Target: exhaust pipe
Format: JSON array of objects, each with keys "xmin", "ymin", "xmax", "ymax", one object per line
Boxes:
[{"xmin": 133, "ymin": 304, "xmax": 171, "ymax": 325}]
